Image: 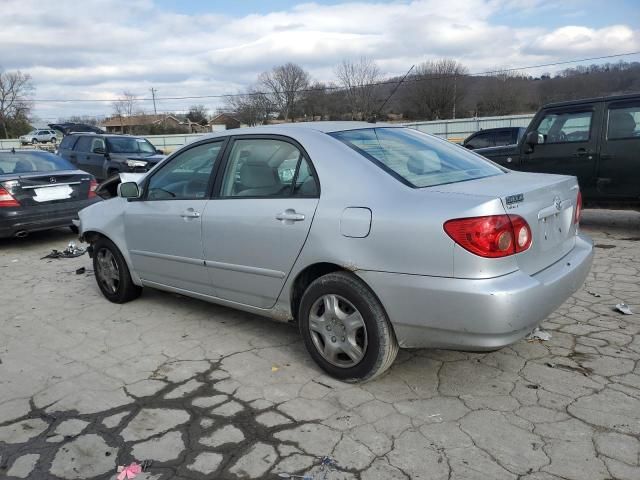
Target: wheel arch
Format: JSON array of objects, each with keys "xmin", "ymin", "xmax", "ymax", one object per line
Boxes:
[{"xmin": 81, "ymin": 229, "xmax": 142, "ymax": 286}]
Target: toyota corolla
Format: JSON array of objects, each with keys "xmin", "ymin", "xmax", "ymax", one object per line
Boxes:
[{"xmin": 78, "ymin": 123, "xmax": 593, "ymax": 381}]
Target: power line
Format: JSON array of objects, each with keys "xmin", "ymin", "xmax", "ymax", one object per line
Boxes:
[{"xmin": 30, "ymin": 51, "xmax": 640, "ymax": 103}]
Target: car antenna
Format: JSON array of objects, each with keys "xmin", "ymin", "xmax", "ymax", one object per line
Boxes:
[{"xmin": 367, "ymin": 64, "xmax": 415, "ymax": 124}]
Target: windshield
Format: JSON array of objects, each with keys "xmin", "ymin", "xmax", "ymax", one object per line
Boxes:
[
  {"xmin": 0, "ymin": 152, "xmax": 75, "ymax": 174},
  {"xmin": 106, "ymin": 137, "xmax": 156, "ymax": 154},
  {"xmin": 331, "ymin": 127, "xmax": 504, "ymax": 188}
]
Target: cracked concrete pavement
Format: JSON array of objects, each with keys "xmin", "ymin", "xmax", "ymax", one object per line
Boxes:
[{"xmin": 0, "ymin": 210, "xmax": 639, "ymax": 480}]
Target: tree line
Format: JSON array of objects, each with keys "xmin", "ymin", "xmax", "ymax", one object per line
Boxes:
[
  {"xmin": 1, "ymin": 58, "xmax": 639, "ymax": 138},
  {"xmin": 225, "ymin": 58, "xmax": 640, "ymax": 125}
]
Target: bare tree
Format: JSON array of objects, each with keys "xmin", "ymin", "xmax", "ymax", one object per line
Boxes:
[
  {"xmin": 335, "ymin": 57, "xmax": 381, "ymax": 120},
  {"xmin": 409, "ymin": 59, "xmax": 468, "ymax": 120},
  {"xmin": 476, "ymin": 70, "xmax": 528, "ymax": 116},
  {"xmin": 0, "ymin": 69, "xmax": 34, "ymax": 139},
  {"xmin": 225, "ymin": 88, "xmax": 274, "ymax": 126},
  {"xmin": 186, "ymin": 104, "xmax": 209, "ymax": 125},
  {"xmin": 111, "ymin": 91, "xmax": 138, "ymax": 133},
  {"xmin": 258, "ymin": 63, "xmax": 310, "ymax": 121}
]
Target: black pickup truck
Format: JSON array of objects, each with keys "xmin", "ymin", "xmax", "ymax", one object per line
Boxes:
[{"xmin": 474, "ymin": 93, "xmax": 640, "ymax": 210}]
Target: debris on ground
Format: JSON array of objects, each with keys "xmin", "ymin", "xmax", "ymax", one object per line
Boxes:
[
  {"xmin": 615, "ymin": 303, "xmax": 633, "ymax": 315},
  {"xmin": 526, "ymin": 327, "xmax": 552, "ymax": 342},
  {"xmin": 117, "ymin": 460, "xmax": 151, "ymax": 480},
  {"xmin": 587, "ymin": 290, "xmax": 601, "ymax": 297},
  {"xmin": 545, "ymin": 362, "xmax": 593, "ymax": 376},
  {"xmin": 75, "ymin": 267, "xmax": 86, "ymax": 275},
  {"xmin": 41, "ymin": 242, "xmax": 86, "ymax": 260}
]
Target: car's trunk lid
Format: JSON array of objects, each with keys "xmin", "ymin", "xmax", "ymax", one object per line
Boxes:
[
  {"xmin": 1, "ymin": 170, "xmax": 93, "ymax": 207},
  {"xmin": 431, "ymin": 171, "xmax": 580, "ymax": 275}
]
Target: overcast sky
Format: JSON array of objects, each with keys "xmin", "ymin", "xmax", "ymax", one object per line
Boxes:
[{"xmin": 1, "ymin": 0, "xmax": 639, "ymax": 123}]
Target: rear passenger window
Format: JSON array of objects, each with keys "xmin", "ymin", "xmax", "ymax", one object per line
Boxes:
[
  {"xmin": 537, "ymin": 111, "xmax": 592, "ymax": 143},
  {"xmin": 59, "ymin": 136, "xmax": 78, "ymax": 149},
  {"xmin": 74, "ymin": 136, "xmax": 93, "ymax": 152},
  {"xmin": 466, "ymin": 132, "xmax": 493, "ymax": 149},
  {"xmin": 221, "ymin": 139, "xmax": 318, "ymax": 198},
  {"xmin": 607, "ymin": 104, "xmax": 639, "ymax": 140},
  {"xmin": 494, "ymin": 130, "xmax": 514, "ymax": 146}
]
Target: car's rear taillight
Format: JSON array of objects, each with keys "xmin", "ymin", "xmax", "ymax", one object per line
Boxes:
[
  {"xmin": 443, "ymin": 214, "xmax": 532, "ymax": 258},
  {"xmin": 88, "ymin": 179, "xmax": 98, "ymax": 199},
  {"xmin": 575, "ymin": 191, "xmax": 582, "ymax": 225},
  {"xmin": 0, "ymin": 185, "xmax": 20, "ymax": 207}
]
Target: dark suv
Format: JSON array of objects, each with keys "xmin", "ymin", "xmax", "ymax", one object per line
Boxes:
[
  {"xmin": 475, "ymin": 93, "xmax": 640, "ymax": 210},
  {"xmin": 57, "ymin": 134, "xmax": 166, "ymax": 181}
]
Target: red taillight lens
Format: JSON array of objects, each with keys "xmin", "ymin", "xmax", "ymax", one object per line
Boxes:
[
  {"xmin": 88, "ymin": 179, "xmax": 98, "ymax": 198},
  {"xmin": 444, "ymin": 214, "xmax": 532, "ymax": 258},
  {"xmin": 0, "ymin": 185, "xmax": 20, "ymax": 207},
  {"xmin": 574, "ymin": 191, "xmax": 582, "ymax": 225}
]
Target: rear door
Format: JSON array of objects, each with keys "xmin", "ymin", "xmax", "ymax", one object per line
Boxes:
[
  {"xmin": 201, "ymin": 136, "xmax": 320, "ymax": 308},
  {"xmin": 596, "ymin": 99, "xmax": 640, "ymax": 200},
  {"xmin": 124, "ymin": 140, "xmax": 225, "ymax": 295},
  {"xmin": 518, "ymin": 104, "xmax": 602, "ymax": 198},
  {"xmin": 73, "ymin": 136, "xmax": 102, "ymax": 177}
]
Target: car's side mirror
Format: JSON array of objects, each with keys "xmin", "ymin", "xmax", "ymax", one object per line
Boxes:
[
  {"xmin": 525, "ymin": 131, "xmax": 544, "ymax": 146},
  {"xmin": 118, "ymin": 182, "xmax": 141, "ymax": 199},
  {"xmin": 155, "ymin": 148, "xmax": 164, "ymax": 154},
  {"xmin": 93, "ymin": 147, "xmax": 106, "ymax": 155}
]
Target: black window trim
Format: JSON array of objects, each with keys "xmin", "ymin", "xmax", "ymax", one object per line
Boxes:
[
  {"xmin": 533, "ymin": 106, "xmax": 596, "ymax": 145},
  {"xmin": 211, "ymin": 134, "xmax": 321, "ymax": 200},
  {"xmin": 605, "ymin": 100, "xmax": 640, "ymax": 141},
  {"xmin": 137, "ymin": 137, "xmax": 229, "ymax": 202}
]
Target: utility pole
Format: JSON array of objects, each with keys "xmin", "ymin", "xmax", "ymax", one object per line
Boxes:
[
  {"xmin": 150, "ymin": 88, "xmax": 158, "ymax": 115},
  {"xmin": 452, "ymin": 74, "xmax": 457, "ymax": 120}
]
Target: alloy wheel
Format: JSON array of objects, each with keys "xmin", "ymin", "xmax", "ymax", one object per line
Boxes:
[{"xmin": 96, "ymin": 248, "xmax": 120, "ymax": 294}]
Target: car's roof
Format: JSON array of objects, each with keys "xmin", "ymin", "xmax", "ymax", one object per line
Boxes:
[
  {"xmin": 543, "ymin": 92, "xmax": 640, "ymax": 109},
  {"xmin": 198, "ymin": 121, "xmax": 400, "ymax": 142},
  {"xmin": 68, "ymin": 133, "xmax": 140, "ymax": 138}
]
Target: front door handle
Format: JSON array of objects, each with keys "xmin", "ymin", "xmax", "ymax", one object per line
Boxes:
[
  {"xmin": 180, "ymin": 209, "xmax": 201, "ymax": 219},
  {"xmin": 276, "ymin": 209, "xmax": 305, "ymax": 222}
]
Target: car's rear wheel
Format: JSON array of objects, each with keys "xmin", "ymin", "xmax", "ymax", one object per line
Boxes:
[
  {"xmin": 31, "ymin": 138, "xmax": 38, "ymax": 144},
  {"xmin": 92, "ymin": 236, "xmax": 141, "ymax": 303},
  {"xmin": 299, "ymin": 271, "xmax": 398, "ymax": 382}
]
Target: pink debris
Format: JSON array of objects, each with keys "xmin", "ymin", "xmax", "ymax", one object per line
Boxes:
[{"xmin": 117, "ymin": 462, "xmax": 143, "ymax": 480}]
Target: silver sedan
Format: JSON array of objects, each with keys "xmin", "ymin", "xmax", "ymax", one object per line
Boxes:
[{"xmin": 78, "ymin": 122, "xmax": 593, "ymax": 381}]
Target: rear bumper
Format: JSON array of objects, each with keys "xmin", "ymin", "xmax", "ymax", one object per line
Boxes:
[
  {"xmin": 357, "ymin": 233, "xmax": 594, "ymax": 350},
  {"xmin": 0, "ymin": 198, "xmax": 101, "ymax": 238}
]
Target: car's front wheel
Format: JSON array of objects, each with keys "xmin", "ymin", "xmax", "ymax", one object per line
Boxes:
[
  {"xmin": 92, "ymin": 236, "xmax": 142, "ymax": 303},
  {"xmin": 299, "ymin": 272, "xmax": 398, "ymax": 382}
]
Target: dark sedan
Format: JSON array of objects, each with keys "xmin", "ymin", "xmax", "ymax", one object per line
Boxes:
[{"xmin": 0, "ymin": 150, "xmax": 100, "ymax": 238}]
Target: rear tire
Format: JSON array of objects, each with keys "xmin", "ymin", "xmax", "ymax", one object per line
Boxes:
[
  {"xmin": 299, "ymin": 271, "xmax": 398, "ymax": 382},
  {"xmin": 31, "ymin": 138, "xmax": 38, "ymax": 144},
  {"xmin": 92, "ymin": 236, "xmax": 141, "ymax": 303}
]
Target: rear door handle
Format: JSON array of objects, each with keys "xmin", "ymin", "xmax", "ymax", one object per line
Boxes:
[
  {"xmin": 573, "ymin": 148, "xmax": 592, "ymax": 158},
  {"xmin": 180, "ymin": 209, "xmax": 201, "ymax": 219},
  {"xmin": 276, "ymin": 209, "xmax": 305, "ymax": 222}
]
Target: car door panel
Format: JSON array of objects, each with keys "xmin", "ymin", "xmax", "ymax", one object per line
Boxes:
[
  {"xmin": 517, "ymin": 105, "xmax": 602, "ymax": 199},
  {"xmin": 202, "ymin": 136, "xmax": 320, "ymax": 309},
  {"xmin": 124, "ymin": 140, "xmax": 225, "ymax": 295},
  {"xmin": 125, "ymin": 199, "xmax": 211, "ymax": 294},
  {"xmin": 596, "ymin": 100, "xmax": 640, "ymax": 200},
  {"xmin": 202, "ymin": 198, "xmax": 318, "ymax": 308}
]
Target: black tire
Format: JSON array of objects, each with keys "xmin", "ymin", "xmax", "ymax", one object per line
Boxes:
[
  {"xmin": 51, "ymin": 137, "xmax": 57, "ymax": 144},
  {"xmin": 31, "ymin": 138, "xmax": 38, "ymax": 144},
  {"xmin": 92, "ymin": 236, "xmax": 142, "ymax": 303},
  {"xmin": 69, "ymin": 225, "xmax": 79, "ymax": 234},
  {"xmin": 298, "ymin": 271, "xmax": 398, "ymax": 382}
]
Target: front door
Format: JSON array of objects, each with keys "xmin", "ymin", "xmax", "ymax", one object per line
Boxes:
[
  {"xmin": 518, "ymin": 105, "xmax": 602, "ymax": 198},
  {"xmin": 596, "ymin": 100, "xmax": 640, "ymax": 200},
  {"xmin": 201, "ymin": 137, "xmax": 320, "ymax": 308},
  {"xmin": 124, "ymin": 140, "xmax": 225, "ymax": 295}
]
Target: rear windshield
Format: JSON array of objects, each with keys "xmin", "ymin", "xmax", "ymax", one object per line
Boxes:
[
  {"xmin": 331, "ymin": 127, "xmax": 504, "ymax": 188},
  {"xmin": 0, "ymin": 152, "xmax": 75, "ymax": 175},
  {"xmin": 107, "ymin": 137, "xmax": 156, "ymax": 154}
]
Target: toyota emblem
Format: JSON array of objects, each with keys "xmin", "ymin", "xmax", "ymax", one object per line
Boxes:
[{"xmin": 554, "ymin": 196, "xmax": 562, "ymax": 211}]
